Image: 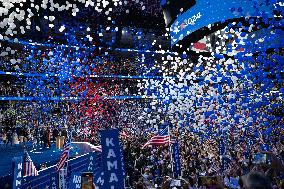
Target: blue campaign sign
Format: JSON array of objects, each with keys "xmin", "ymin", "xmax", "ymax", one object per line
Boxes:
[
  {"xmin": 172, "ymin": 141, "xmax": 181, "ymax": 178},
  {"xmin": 86, "ymin": 153, "xmax": 100, "ymax": 173},
  {"xmin": 100, "ymin": 129, "xmax": 125, "ymax": 189},
  {"xmin": 119, "ymin": 142, "xmax": 126, "ymax": 177},
  {"xmin": 12, "ymin": 156, "xmax": 23, "ymax": 189},
  {"xmin": 170, "ymin": 0, "xmax": 274, "ymax": 46},
  {"xmin": 59, "ymin": 168, "xmax": 67, "ymax": 189},
  {"xmin": 221, "ymin": 156, "xmax": 231, "ymax": 172},
  {"xmin": 50, "ymin": 172, "xmax": 59, "ymax": 189},
  {"xmin": 219, "ymin": 139, "xmax": 226, "ymax": 155},
  {"xmin": 69, "ymin": 172, "xmax": 82, "ymax": 189}
]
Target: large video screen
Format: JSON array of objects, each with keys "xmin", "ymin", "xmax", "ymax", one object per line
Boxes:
[
  {"xmin": 161, "ymin": 0, "xmax": 196, "ymax": 26},
  {"xmin": 170, "ymin": 0, "xmax": 275, "ymax": 46}
]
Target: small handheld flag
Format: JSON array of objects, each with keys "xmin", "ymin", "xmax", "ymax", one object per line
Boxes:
[
  {"xmin": 23, "ymin": 151, "xmax": 39, "ymax": 177},
  {"xmin": 56, "ymin": 138, "xmax": 71, "ymax": 171}
]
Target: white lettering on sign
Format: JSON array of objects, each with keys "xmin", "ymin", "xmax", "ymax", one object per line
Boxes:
[
  {"xmin": 107, "ymin": 149, "xmax": 116, "ymax": 158},
  {"xmin": 88, "ymin": 166, "xmax": 92, "ymax": 171},
  {"xmin": 17, "ymin": 163, "xmax": 22, "ymax": 170},
  {"xmin": 17, "ymin": 171, "xmax": 21, "ymax": 178},
  {"xmin": 52, "ymin": 176, "xmax": 57, "ymax": 189},
  {"xmin": 180, "ymin": 12, "xmax": 202, "ymax": 30},
  {"xmin": 15, "ymin": 161, "xmax": 22, "ymax": 187},
  {"xmin": 107, "ymin": 161, "xmax": 118, "ymax": 170},
  {"xmin": 96, "ymin": 176, "xmax": 104, "ymax": 185},
  {"xmin": 72, "ymin": 175, "xmax": 81, "ymax": 189},
  {"xmin": 16, "ymin": 180, "xmax": 21, "ymax": 186},
  {"xmin": 109, "ymin": 173, "xmax": 118, "ymax": 182},
  {"xmin": 120, "ymin": 145, "xmax": 125, "ymax": 176},
  {"xmin": 105, "ymin": 136, "xmax": 121, "ymax": 188},
  {"xmin": 73, "ymin": 175, "xmax": 81, "ymax": 184},
  {"xmin": 106, "ymin": 138, "xmax": 115, "ymax": 147}
]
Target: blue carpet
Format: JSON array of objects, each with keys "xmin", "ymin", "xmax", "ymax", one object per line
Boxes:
[{"xmin": 0, "ymin": 142, "xmax": 80, "ymax": 178}]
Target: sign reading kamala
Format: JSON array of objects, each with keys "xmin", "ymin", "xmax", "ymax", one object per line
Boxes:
[
  {"xmin": 12, "ymin": 157, "xmax": 23, "ymax": 189},
  {"xmin": 50, "ymin": 173, "xmax": 59, "ymax": 189},
  {"xmin": 100, "ymin": 129, "xmax": 125, "ymax": 189},
  {"xmin": 119, "ymin": 141, "xmax": 126, "ymax": 177},
  {"xmin": 170, "ymin": 0, "xmax": 274, "ymax": 46},
  {"xmin": 172, "ymin": 141, "xmax": 181, "ymax": 178}
]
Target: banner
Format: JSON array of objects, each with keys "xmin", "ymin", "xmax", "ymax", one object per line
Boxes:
[
  {"xmin": 12, "ymin": 156, "xmax": 23, "ymax": 189},
  {"xmin": 219, "ymin": 139, "xmax": 225, "ymax": 156},
  {"xmin": 100, "ymin": 129, "xmax": 125, "ymax": 189},
  {"xmin": 50, "ymin": 172, "xmax": 59, "ymax": 189},
  {"xmin": 119, "ymin": 142, "xmax": 126, "ymax": 177},
  {"xmin": 87, "ymin": 153, "xmax": 98, "ymax": 173},
  {"xmin": 59, "ymin": 168, "xmax": 67, "ymax": 189},
  {"xmin": 221, "ymin": 156, "xmax": 231, "ymax": 173},
  {"xmin": 69, "ymin": 172, "xmax": 81, "ymax": 189},
  {"xmin": 172, "ymin": 141, "xmax": 181, "ymax": 178}
]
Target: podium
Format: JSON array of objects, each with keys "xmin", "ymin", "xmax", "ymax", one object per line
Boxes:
[{"xmin": 56, "ymin": 136, "xmax": 65, "ymax": 149}]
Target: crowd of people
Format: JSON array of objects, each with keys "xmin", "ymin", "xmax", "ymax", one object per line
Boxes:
[
  {"xmin": 0, "ymin": 42, "xmax": 168, "ymax": 77},
  {"xmin": 0, "ymin": 48, "xmax": 283, "ymax": 188},
  {"xmin": 114, "ymin": 121, "xmax": 283, "ymax": 188},
  {"xmin": 1, "ymin": 103, "xmax": 283, "ymax": 189},
  {"xmin": 0, "ymin": 3, "xmax": 283, "ymax": 189}
]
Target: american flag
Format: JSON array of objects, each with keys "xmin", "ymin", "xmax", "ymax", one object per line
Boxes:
[
  {"xmin": 56, "ymin": 139, "xmax": 71, "ymax": 171},
  {"xmin": 142, "ymin": 126, "xmax": 170, "ymax": 149},
  {"xmin": 120, "ymin": 130, "xmax": 130, "ymax": 138},
  {"xmin": 23, "ymin": 152, "xmax": 39, "ymax": 177}
]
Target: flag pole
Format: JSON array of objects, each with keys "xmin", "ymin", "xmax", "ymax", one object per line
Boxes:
[
  {"xmin": 66, "ymin": 130, "xmax": 72, "ymax": 170},
  {"xmin": 60, "ymin": 131, "xmax": 71, "ymax": 189},
  {"xmin": 168, "ymin": 125, "xmax": 174, "ymax": 178}
]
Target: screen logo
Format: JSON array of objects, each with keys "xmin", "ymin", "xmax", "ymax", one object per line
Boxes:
[{"xmin": 180, "ymin": 12, "xmax": 202, "ymax": 30}]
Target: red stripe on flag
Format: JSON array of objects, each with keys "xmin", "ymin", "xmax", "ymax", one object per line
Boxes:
[
  {"xmin": 142, "ymin": 136, "xmax": 170, "ymax": 148},
  {"xmin": 56, "ymin": 143, "xmax": 71, "ymax": 171},
  {"xmin": 23, "ymin": 153, "xmax": 39, "ymax": 177}
]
